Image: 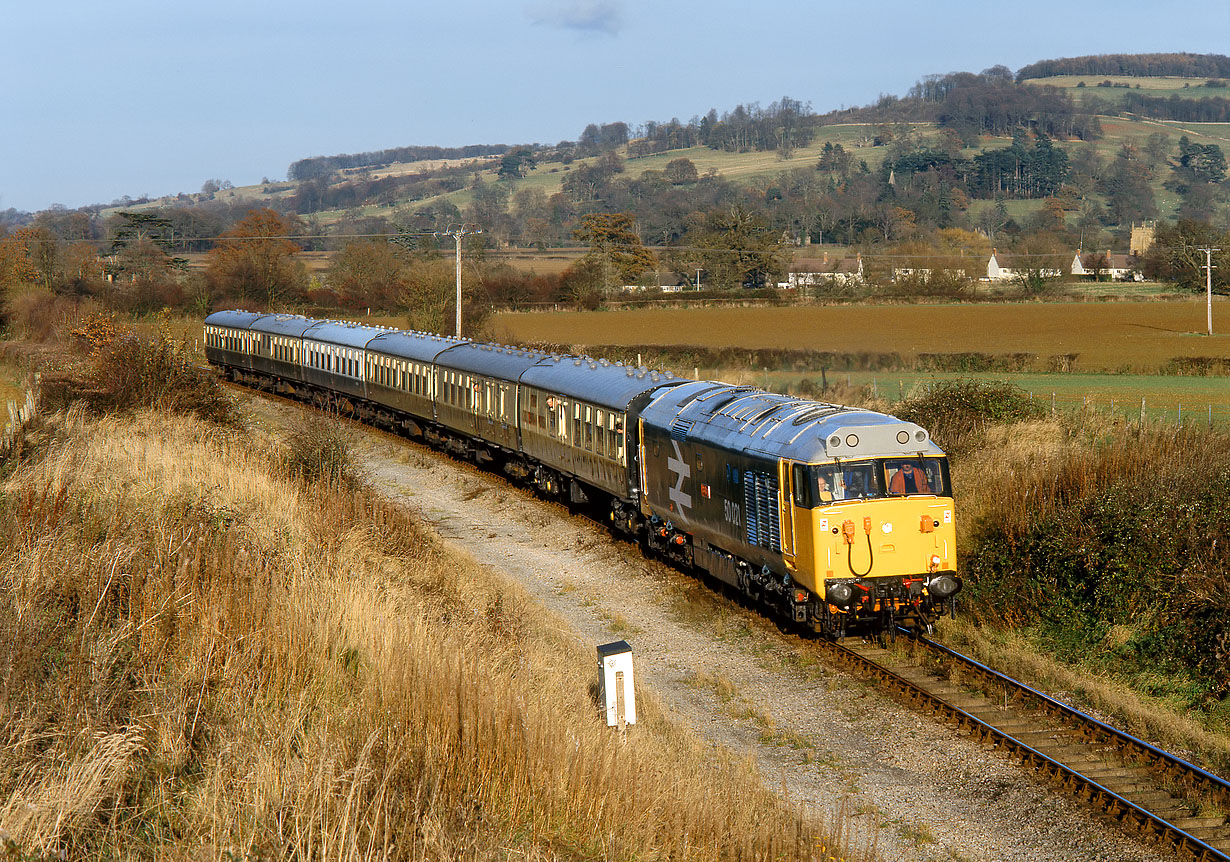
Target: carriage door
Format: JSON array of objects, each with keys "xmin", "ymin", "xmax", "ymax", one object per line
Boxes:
[{"xmin": 778, "ymin": 460, "xmax": 797, "ymax": 570}]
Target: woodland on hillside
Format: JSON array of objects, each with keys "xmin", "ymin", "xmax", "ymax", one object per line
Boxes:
[{"xmin": 6, "ymin": 54, "xmax": 1230, "ymax": 314}]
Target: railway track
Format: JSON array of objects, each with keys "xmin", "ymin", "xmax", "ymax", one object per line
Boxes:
[{"xmin": 821, "ymin": 631, "xmax": 1230, "ymax": 861}]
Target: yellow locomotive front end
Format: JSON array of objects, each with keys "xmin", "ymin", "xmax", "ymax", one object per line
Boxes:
[{"xmin": 780, "ymin": 455, "xmax": 959, "ymax": 638}]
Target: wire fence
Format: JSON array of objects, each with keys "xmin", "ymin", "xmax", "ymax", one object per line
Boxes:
[
  {"xmin": 1025, "ymin": 390, "xmax": 1230, "ymax": 428},
  {"xmin": 2, "ymin": 380, "xmax": 39, "ymax": 455}
]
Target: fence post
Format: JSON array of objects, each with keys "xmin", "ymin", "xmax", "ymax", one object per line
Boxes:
[
  {"xmin": 1140, "ymin": 397, "xmax": 1146, "ymax": 424},
  {"xmin": 1051, "ymin": 392, "xmax": 1055, "ymax": 414}
]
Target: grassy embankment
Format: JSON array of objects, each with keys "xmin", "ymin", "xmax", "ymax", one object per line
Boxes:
[
  {"xmin": 898, "ymin": 381, "xmax": 1230, "ymax": 771},
  {"xmin": 0, "ymin": 316, "xmax": 866, "ymax": 860}
]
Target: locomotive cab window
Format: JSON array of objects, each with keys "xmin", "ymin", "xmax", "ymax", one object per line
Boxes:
[
  {"xmin": 885, "ymin": 458, "xmax": 945, "ymax": 496},
  {"xmin": 813, "ymin": 461, "xmax": 884, "ymax": 502}
]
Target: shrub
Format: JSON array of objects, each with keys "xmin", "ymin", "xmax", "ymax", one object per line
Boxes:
[
  {"xmin": 894, "ymin": 378, "xmax": 1045, "ymax": 453},
  {"xmin": 961, "ymin": 418, "xmax": 1230, "ymax": 704},
  {"xmin": 281, "ymin": 411, "xmax": 365, "ymax": 489},
  {"xmin": 38, "ymin": 314, "xmax": 238, "ymax": 425}
]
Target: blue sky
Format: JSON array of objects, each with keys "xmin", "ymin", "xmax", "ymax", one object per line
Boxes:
[{"xmin": 4, "ymin": 0, "xmax": 1229, "ymax": 213}]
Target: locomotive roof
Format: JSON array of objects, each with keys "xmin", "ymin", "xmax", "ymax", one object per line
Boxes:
[
  {"xmin": 520, "ymin": 356, "xmax": 686, "ymax": 411},
  {"xmin": 204, "ymin": 310, "xmax": 267, "ymax": 329},
  {"xmin": 641, "ymin": 381, "xmax": 944, "ymax": 462},
  {"xmin": 366, "ymin": 328, "xmax": 467, "ymax": 363}
]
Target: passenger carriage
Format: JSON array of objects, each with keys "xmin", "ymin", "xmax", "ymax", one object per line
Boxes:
[
  {"xmin": 299, "ymin": 320, "xmax": 380, "ymax": 407},
  {"xmin": 248, "ymin": 314, "xmax": 314, "ymax": 389},
  {"xmin": 516, "ymin": 357, "xmax": 682, "ymax": 514},
  {"xmin": 203, "ymin": 310, "xmax": 265, "ymax": 375},
  {"xmin": 364, "ymin": 329, "xmax": 464, "ymax": 436}
]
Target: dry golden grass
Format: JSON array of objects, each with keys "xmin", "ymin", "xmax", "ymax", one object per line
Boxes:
[{"xmin": 0, "ymin": 406, "xmax": 862, "ymax": 860}]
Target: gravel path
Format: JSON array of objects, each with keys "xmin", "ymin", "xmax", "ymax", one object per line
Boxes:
[{"xmin": 256, "ymin": 396, "xmax": 1171, "ymax": 861}]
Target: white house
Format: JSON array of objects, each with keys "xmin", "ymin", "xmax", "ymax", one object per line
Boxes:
[
  {"xmin": 1070, "ymin": 250, "xmax": 1143, "ymax": 281},
  {"xmin": 986, "ymin": 248, "xmax": 1062, "ymax": 282},
  {"xmin": 781, "ymin": 253, "xmax": 865, "ymax": 288}
]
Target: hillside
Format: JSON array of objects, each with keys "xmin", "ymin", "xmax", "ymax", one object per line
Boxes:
[{"xmin": 10, "ymin": 52, "xmax": 1230, "ymax": 305}]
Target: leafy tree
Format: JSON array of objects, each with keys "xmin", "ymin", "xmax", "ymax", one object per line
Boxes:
[
  {"xmin": 34, "ymin": 208, "xmax": 95, "ymax": 243},
  {"xmin": 58, "ymin": 241, "xmax": 105, "ymax": 295},
  {"xmin": 671, "ymin": 204, "xmax": 785, "ymax": 291},
  {"xmin": 108, "ymin": 211, "xmax": 187, "ymax": 275},
  {"xmin": 1174, "ymin": 135, "xmax": 1227, "ymax": 186},
  {"xmin": 1142, "ymin": 220, "xmax": 1230, "ymax": 293},
  {"xmin": 560, "ymin": 152, "xmax": 625, "ymax": 202},
  {"xmin": 816, "ymin": 141, "xmax": 853, "ymax": 178},
  {"xmin": 0, "ymin": 228, "xmax": 43, "ymax": 289},
  {"xmin": 1100, "ymin": 145, "xmax": 1158, "ymax": 224},
  {"xmin": 498, "ymin": 148, "xmax": 537, "ymax": 180},
  {"xmin": 205, "ymin": 208, "xmax": 307, "ymax": 308},
  {"xmin": 572, "ymin": 213, "xmax": 657, "ymax": 292},
  {"xmin": 327, "ymin": 239, "xmax": 409, "ymax": 309},
  {"xmin": 399, "ymin": 257, "xmax": 490, "ymax": 335},
  {"xmin": 663, "ymin": 158, "xmax": 699, "ymax": 185}
]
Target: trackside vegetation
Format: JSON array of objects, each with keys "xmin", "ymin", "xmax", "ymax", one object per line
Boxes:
[
  {"xmin": 899, "ymin": 380, "xmax": 1230, "ymax": 766},
  {"xmin": 0, "ymin": 320, "xmax": 862, "ymax": 860}
]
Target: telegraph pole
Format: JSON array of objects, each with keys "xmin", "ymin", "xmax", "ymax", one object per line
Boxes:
[
  {"xmin": 1198, "ymin": 246, "xmax": 1219, "ymax": 336},
  {"xmin": 440, "ymin": 224, "xmax": 482, "ymax": 337}
]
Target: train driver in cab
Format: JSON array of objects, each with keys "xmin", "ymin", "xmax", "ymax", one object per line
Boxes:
[{"xmin": 887, "ymin": 460, "xmax": 932, "ymax": 494}]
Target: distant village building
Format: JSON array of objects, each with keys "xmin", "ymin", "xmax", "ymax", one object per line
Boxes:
[
  {"xmin": 780, "ymin": 253, "xmax": 864, "ymax": 288},
  {"xmin": 1070, "ymin": 250, "xmax": 1143, "ymax": 281},
  {"xmin": 1130, "ymin": 221, "xmax": 1157, "ymax": 256},
  {"xmin": 985, "ymin": 248, "xmax": 1062, "ymax": 282},
  {"xmin": 618, "ymin": 272, "xmax": 691, "ymax": 293},
  {"xmin": 890, "ymin": 266, "xmax": 968, "ymax": 283}
]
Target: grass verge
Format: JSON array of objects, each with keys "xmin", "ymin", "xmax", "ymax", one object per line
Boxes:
[{"xmin": 0, "ymin": 401, "xmax": 860, "ymax": 860}]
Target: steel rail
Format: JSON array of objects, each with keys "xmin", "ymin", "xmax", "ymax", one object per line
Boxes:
[
  {"xmin": 822, "ymin": 635, "xmax": 1229, "ymax": 862},
  {"xmin": 916, "ymin": 631, "xmax": 1230, "ymax": 809}
]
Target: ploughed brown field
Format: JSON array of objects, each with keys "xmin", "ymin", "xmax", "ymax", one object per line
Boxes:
[{"xmin": 494, "ymin": 301, "xmax": 1230, "ymax": 372}]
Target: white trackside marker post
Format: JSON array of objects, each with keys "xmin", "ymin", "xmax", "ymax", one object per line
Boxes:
[{"xmin": 597, "ymin": 641, "xmax": 636, "ymax": 729}]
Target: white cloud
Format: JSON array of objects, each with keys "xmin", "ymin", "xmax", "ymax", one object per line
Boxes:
[{"xmin": 526, "ymin": 0, "xmax": 622, "ymax": 36}]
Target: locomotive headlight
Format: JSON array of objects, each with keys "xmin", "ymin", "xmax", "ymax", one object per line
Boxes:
[
  {"xmin": 897, "ymin": 430, "xmax": 910, "ymax": 444},
  {"xmin": 826, "ymin": 581, "xmax": 855, "ymax": 609},
  {"xmin": 845, "ymin": 434, "xmax": 859, "ymax": 447},
  {"xmin": 927, "ymin": 573, "xmax": 960, "ymax": 600}
]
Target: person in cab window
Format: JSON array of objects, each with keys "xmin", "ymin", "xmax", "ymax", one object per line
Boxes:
[{"xmin": 889, "ymin": 462, "xmax": 931, "ymax": 494}]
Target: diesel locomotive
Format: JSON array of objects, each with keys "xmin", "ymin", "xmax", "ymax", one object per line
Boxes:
[{"xmin": 204, "ymin": 310, "xmax": 960, "ymax": 637}]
